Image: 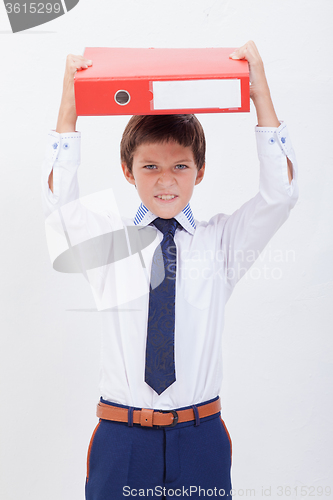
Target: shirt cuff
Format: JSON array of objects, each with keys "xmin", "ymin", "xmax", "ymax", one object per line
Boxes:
[
  {"xmin": 45, "ymin": 130, "xmax": 81, "ymax": 167},
  {"xmin": 255, "ymin": 121, "xmax": 298, "ymax": 196},
  {"xmin": 255, "ymin": 121, "xmax": 291, "ymax": 157},
  {"xmin": 42, "ymin": 130, "xmax": 81, "ymax": 214},
  {"xmin": 255, "ymin": 121, "xmax": 299, "ymax": 207}
]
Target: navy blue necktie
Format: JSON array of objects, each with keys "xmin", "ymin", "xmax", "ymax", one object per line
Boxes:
[{"xmin": 145, "ymin": 217, "xmax": 179, "ymax": 395}]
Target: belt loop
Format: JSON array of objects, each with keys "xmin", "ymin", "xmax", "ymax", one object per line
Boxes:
[
  {"xmin": 128, "ymin": 407, "xmax": 134, "ymax": 427},
  {"xmin": 191, "ymin": 405, "xmax": 200, "ymax": 427}
]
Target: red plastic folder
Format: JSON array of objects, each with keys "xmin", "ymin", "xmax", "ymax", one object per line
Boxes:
[{"xmin": 74, "ymin": 48, "xmax": 250, "ymax": 116}]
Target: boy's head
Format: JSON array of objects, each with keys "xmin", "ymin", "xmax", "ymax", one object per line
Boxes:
[{"xmin": 121, "ymin": 115, "xmax": 206, "ymax": 219}]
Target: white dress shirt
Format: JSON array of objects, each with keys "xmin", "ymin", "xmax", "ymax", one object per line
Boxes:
[{"xmin": 41, "ymin": 121, "xmax": 299, "ymax": 410}]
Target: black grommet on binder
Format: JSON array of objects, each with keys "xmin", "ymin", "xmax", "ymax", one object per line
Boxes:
[{"xmin": 115, "ymin": 90, "xmax": 130, "ymax": 105}]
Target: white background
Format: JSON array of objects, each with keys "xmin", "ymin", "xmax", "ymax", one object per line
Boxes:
[{"xmin": 0, "ymin": 1, "xmax": 332, "ymax": 499}]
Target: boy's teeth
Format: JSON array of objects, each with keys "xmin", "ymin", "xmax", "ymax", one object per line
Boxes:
[{"xmin": 157, "ymin": 195, "xmax": 176, "ymax": 200}]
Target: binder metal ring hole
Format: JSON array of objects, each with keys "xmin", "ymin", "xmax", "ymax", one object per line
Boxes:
[{"xmin": 115, "ymin": 90, "xmax": 131, "ymax": 105}]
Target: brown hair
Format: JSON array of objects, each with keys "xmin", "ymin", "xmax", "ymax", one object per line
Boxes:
[{"xmin": 120, "ymin": 114, "xmax": 206, "ymax": 174}]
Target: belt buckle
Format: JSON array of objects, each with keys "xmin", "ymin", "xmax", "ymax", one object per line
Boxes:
[{"xmin": 159, "ymin": 409, "xmax": 178, "ymax": 427}]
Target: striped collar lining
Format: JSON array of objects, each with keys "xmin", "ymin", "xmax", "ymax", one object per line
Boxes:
[{"xmin": 134, "ymin": 203, "xmax": 196, "ymax": 235}]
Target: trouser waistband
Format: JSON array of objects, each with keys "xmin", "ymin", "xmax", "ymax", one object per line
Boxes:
[{"xmin": 96, "ymin": 396, "xmax": 221, "ymax": 428}]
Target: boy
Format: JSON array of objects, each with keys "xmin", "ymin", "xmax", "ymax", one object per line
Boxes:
[{"xmin": 42, "ymin": 41, "xmax": 298, "ymax": 499}]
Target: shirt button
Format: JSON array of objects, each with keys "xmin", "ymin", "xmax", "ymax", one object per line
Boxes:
[
  {"xmin": 281, "ymin": 137, "xmax": 286, "ymax": 144},
  {"xmin": 269, "ymin": 137, "xmax": 275, "ymax": 145},
  {"xmin": 52, "ymin": 142, "xmax": 58, "ymax": 149},
  {"xmin": 63, "ymin": 143, "xmax": 69, "ymax": 150}
]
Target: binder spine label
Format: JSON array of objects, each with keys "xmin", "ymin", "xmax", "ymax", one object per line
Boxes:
[{"xmin": 152, "ymin": 79, "xmax": 242, "ymax": 110}]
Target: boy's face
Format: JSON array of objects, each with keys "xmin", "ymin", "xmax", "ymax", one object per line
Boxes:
[{"xmin": 122, "ymin": 140, "xmax": 205, "ymax": 219}]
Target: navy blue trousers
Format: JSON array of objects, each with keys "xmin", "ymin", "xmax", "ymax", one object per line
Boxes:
[{"xmin": 85, "ymin": 396, "xmax": 232, "ymax": 499}]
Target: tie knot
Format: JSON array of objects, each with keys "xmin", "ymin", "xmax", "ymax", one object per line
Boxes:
[{"xmin": 153, "ymin": 217, "xmax": 178, "ymax": 237}]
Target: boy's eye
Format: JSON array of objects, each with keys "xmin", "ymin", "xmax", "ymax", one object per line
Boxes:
[{"xmin": 143, "ymin": 164, "xmax": 188, "ymax": 170}]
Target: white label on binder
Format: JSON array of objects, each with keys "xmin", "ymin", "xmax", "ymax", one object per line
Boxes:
[{"xmin": 152, "ymin": 79, "xmax": 241, "ymax": 110}]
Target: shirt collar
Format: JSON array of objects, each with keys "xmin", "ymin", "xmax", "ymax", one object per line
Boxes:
[{"xmin": 133, "ymin": 202, "xmax": 196, "ymax": 235}]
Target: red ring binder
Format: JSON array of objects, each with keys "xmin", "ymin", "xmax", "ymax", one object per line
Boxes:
[{"xmin": 74, "ymin": 47, "xmax": 250, "ymax": 116}]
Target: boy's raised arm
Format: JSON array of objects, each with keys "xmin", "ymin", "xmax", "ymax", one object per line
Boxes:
[
  {"xmin": 230, "ymin": 41, "xmax": 293, "ymax": 183},
  {"xmin": 48, "ymin": 54, "xmax": 92, "ymax": 192},
  {"xmin": 215, "ymin": 41, "xmax": 298, "ymax": 291}
]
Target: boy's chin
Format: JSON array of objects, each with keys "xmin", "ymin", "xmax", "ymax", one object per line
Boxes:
[
  {"xmin": 151, "ymin": 208, "xmax": 179, "ymax": 219},
  {"xmin": 149, "ymin": 198, "xmax": 185, "ymax": 219}
]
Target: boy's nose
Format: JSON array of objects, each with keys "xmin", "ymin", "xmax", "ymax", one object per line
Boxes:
[{"xmin": 158, "ymin": 171, "xmax": 175, "ymax": 186}]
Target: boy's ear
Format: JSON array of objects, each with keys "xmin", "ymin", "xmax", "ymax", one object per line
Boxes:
[
  {"xmin": 121, "ymin": 163, "xmax": 136, "ymax": 185},
  {"xmin": 195, "ymin": 163, "xmax": 205, "ymax": 185}
]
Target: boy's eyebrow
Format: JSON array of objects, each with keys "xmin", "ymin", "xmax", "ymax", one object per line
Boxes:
[{"xmin": 137, "ymin": 158, "xmax": 194, "ymax": 164}]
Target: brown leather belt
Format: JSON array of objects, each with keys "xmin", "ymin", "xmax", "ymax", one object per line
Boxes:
[{"xmin": 97, "ymin": 397, "xmax": 221, "ymax": 428}]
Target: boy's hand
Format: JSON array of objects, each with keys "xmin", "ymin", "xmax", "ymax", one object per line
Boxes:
[
  {"xmin": 230, "ymin": 41, "xmax": 268, "ymax": 102},
  {"xmin": 229, "ymin": 41, "xmax": 280, "ymax": 128},
  {"xmin": 56, "ymin": 54, "xmax": 92, "ymax": 133}
]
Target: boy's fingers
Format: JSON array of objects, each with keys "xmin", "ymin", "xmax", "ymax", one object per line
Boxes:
[
  {"xmin": 229, "ymin": 41, "xmax": 260, "ymax": 63},
  {"xmin": 65, "ymin": 54, "xmax": 93, "ymax": 74},
  {"xmin": 230, "ymin": 46, "xmax": 249, "ymax": 60},
  {"xmin": 66, "ymin": 53, "xmax": 92, "ymax": 63},
  {"xmin": 229, "ymin": 42, "xmax": 247, "ymax": 60}
]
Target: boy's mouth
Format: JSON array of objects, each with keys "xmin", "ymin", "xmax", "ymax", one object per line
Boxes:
[{"xmin": 155, "ymin": 194, "xmax": 178, "ymax": 201}]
